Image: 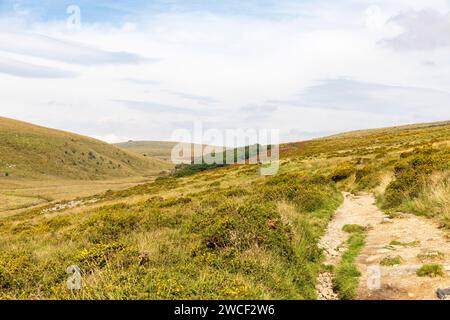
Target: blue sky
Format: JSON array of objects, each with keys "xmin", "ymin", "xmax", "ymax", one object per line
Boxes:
[
  {"xmin": 0, "ymin": 0, "xmax": 306, "ymax": 22},
  {"xmin": 1, "ymin": 0, "xmax": 450, "ymax": 144}
]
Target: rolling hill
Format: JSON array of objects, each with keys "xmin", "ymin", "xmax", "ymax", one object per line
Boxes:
[
  {"xmin": 115, "ymin": 141, "xmax": 181, "ymax": 161},
  {"xmin": 0, "ymin": 117, "xmax": 172, "ymax": 180},
  {"xmin": 115, "ymin": 140, "xmax": 215, "ymax": 162}
]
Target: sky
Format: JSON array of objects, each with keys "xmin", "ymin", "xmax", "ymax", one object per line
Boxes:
[{"xmin": 1, "ymin": 0, "xmax": 450, "ymax": 145}]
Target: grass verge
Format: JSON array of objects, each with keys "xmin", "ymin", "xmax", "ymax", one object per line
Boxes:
[
  {"xmin": 416, "ymin": 264, "xmax": 445, "ymax": 278},
  {"xmin": 332, "ymin": 226, "xmax": 367, "ymax": 300}
]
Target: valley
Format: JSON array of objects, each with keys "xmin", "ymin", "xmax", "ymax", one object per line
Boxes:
[
  {"xmin": 0, "ymin": 117, "xmax": 172, "ymax": 180},
  {"xmin": 0, "ymin": 177, "xmax": 151, "ymax": 218},
  {"xmin": 0, "ymin": 118, "xmax": 448, "ymax": 300},
  {"xmin": 0, "ymin": 117, "xmax": 174, "ymax": 218}
]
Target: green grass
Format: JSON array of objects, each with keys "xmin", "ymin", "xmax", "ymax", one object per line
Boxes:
[
  {"xmin": 342, "ymin": 224, "xmax": 366, "ymax": 233},
  {"xmin": 332, "ymin": 227, "xmax": 366, "ymax": 300},
  {"xmin": 284, "ymin": 121, "xmax": 450, "ymax": 227},
  {"xmin": 0, "ymin": 117, "xmax": 171, "ymax": 180},
  {"xmin": 1, "ymin": 118, "xmax": 450, "ymax": 299},
  {"xmin": 416, "ymin": 264, "xmax": 445, "ymax": 278},
  {"xmin": 389, "ymin": 240, "xmax": 421, "ymax": 247},
  {"xmin": 417, "ymin": 251, "xmax": 444, "ymax": 263},
  {"xmin": 173, "ymin": 163, "xmax": 227, "ymax": 178},
  {"xmin": 380, "ymin": 256, "xmax": 402, "ymax": 266},
  {"xmin": 114, "ymin": 141, "xmax": 209, "ymax": 162},
  {"xmin": 0, "ymin": 162, "xmax": 342, "ymax": 299},
  {"xmin": 330, "ymin": 162, "xmax": 356, "ymax": 183}
]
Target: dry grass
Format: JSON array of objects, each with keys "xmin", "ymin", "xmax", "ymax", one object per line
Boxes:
[
  {"xmin": 373, "ymin": 172, "xmax": 393, "ymax": 196},
  {"xmin": 0, "ymin": 177, "xmax": 154, "ymax": 218},
  {"xmin": 0, "ymin": 119, "xmax": 449, "ymax": 300},
  {"xmin": 114, "ymin": 141, "xmax": 212, "ymax": 162},
  {"xmin": 407, "ymin": 172, "xmax": 450, "ymax": 228},
  {"xmin": 0, "ymin": 116, "xmax": 172, "ymax": 180}
]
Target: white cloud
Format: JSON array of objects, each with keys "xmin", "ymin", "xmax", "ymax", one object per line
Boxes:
[
  {"xmin": 384, "ymin": 9, "xmax": 450, "ymax": 50},
  {"xmin": 0, "ymin": 31, "xmax": 151, "ymax": 65},
  {"xmin": 0, "ymin": 56, "xmax": 76, "ymax": 78},
  {"xmin": 0, "ymin": 1, "xmax": 450, "ymax": 144}
]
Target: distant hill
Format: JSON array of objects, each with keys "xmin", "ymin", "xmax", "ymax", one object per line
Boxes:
[
  {"xmin": 323, "ymin": 120, "xmax": 450, "ymax": 140},
  {"xmin": 115, "ymin": 140, "xmax": 214, "ymax": 162},
  {"xmin": 0, "ymin": 117, "xmax": 172, "ymax": 180},
  {"xmin": 281, "ymin": 120, "xmax": 450, "ymax": 157}
]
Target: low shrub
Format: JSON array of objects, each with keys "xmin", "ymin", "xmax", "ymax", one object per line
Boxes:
[
  {"xmin": 192, "ymin": 201, "xmax": 293, "ymax": 257},
  {"xmin": 261, "ymin": 173, "xmax": 333, "ymax": 212},
  {"xmin": 158, "ymin": 197, "xmax": 192, "ymax": 208},
  {"xmin": 78, "ymin": 210, "xmax": 142, "ymax": 243},
  {"xmin": 380, "ymin": 256, "xmax": 402, "ymax": 266},
  {"xmin": 0, "ymin": 265, "xmax": 12, "ymax": 289},
  {"xmin": 382, "ymin": 147, "xmax": 450, "ymax": 210},
  {"xmin": 0, "ymin": 251, "xmax": 37, "ymax": 290},
  {"xmin": 209, "ymin": 181, "xmax": 221, "ymax": 187},
  {"xmin": 354, "ymin": 165, "xmax": 381, "ymax": 190},
  {"xmin": 223, "ymin": 188, "xmax": 250, "ymax": 197},
  {"xmin": 75, "ymin": 242, "xmax": 136, "ymax": 269},
  {"xmin": 330, "ymin": 162, "xmax": 356, "ymax": 183},
  {"xmin": 342, "ymin": 224, "xmax": 366, "ymax": 233},
  {"xmin": 416, "ymin": 264, "xmax": 444, "ymax": 277},
  {"xmin": 173, "ymin": 163, "xmax": 226, "ymax": 178}
]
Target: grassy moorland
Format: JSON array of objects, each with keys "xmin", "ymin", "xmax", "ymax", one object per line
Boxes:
[
  {"xmin": 115, "ymin": 141, "xmax": 179, "ymax": 161},
  {"xmin": 0, "ymin": 117, "xmax": 173, "ymax": 217},
  {"xmin": 0, "ymin": 120, "xmax": 448, "ymax": 299},
  {"xmin": 115, "ymin": 141, "xmax": 212, "ymax": 162},
  {"xmin": 0, "ymin": 117, "xmax": 171, "ymax": 180}
]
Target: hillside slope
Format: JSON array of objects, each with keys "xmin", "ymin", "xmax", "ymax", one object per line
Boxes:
[
  {"xmin": 115, "ymin": 141, "xmax": 216, "ymax": 162},
  {"xmin": 0, "ymin": 117, "xmax": 172, "ymax": 180},
  {"xmin": 115, "ymin": 141, "xmax": 180, "ymax": 161},
  {"xmin": 282, "ymin": 121, "xmax": 450, "ymax": 158}
]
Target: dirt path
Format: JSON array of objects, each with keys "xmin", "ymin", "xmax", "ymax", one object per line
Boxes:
[{"xmin": 316, "ymin": 192, "xmax": 450, "ymax": 300}]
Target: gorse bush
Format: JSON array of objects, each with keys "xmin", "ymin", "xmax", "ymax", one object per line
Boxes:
[
  {"xmin": 79, "ymin": 210, "xmax": 142, "ymax": 244},
  {"xmin": 330, "ymin": 162, "xmax": 356, "ymax": 183},
  {"xmin": 0, "ymin": 266, "xmax": 12, "ymax": 290},
  {"xmin": 382, "ymin": 147, "xmax": 450, "ymax": 209},
  {"xmin": 192, "ymin": 201, "xmax": 293, "ymax": 256},
  {"xmin": 261, "ymin": 173, "xmax": 333, "ymax": 212},
  {"xmin": 354, "ymin": 165, "xmax": 380, "ymax": 191},
  {"xmin": 0, "ymin": 121, "xmax": 449, "ymax": 300},
  {"xmin": 0, "ymin": 250, "xmax": 38, "ymax": 291},
  {"xmin": 8, "ymin": 168, "xmax": 335, "ymax": 300},
  {"xmin": 406, "ymin": 171, "xmax": 450, "ymax": 229},
  {"xmin": 158, "ymin": 197, "xmax": 192, "ymax": 208},
  {"xmin": 223, "ymin": 187, "xmax": 250, "ymax": 197},
  {"xmin": 172, "ymin": 144, "xmax": 272, "ymax": 178},
  {"xmin": 173, "ymin": 163, "xmax": 226, "ymax": 178},
  {"xmin": 75, "ymin": 242, "xmax": 139, "ymax": 271}
]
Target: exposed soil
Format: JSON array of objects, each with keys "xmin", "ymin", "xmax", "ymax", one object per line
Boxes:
[
  {"xmin": 357, "ymin": 210, "xmax": 450, "ymax": 300},
  {"xmin": 316, "ymin": 192, "xmax": 450, "ymax": 300}
]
